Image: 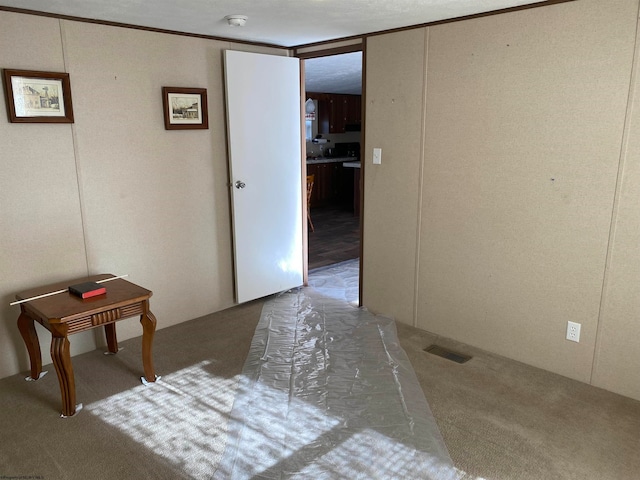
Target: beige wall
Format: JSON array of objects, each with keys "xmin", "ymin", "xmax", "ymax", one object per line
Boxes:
[
  {"xmin": 592, "ymin": 18, "xmax": 640, "ymax": 400},
  {"xmin": 362, "ymin": 28, "xmax": 428, "ymax": 328},
  {"xmin": 363, "ymin": 0, "xmax": 640, "ymax": 400},
  {"xmin": 0, "ymin": 11, "xmax": 284, "ymax": 379},
  {"xmin": 1, "ymin": 12, "xmax": 91, "ymax": 378}
]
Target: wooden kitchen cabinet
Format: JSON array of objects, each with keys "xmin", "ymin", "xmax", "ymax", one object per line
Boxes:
[
  {"xmin": 329, "ymin": 95, "xmax": 346, "ymax": 134},
  {"xmin": 315, "ymin": 97, "xmax": 330, "ymax": 135},
  {"xmin": 307, "ymin": 92, "xmax": 361, "ymax": 134},
  {"xmin": 346, "ymin": 94, "xmax": 361, "ymax": 126},
  {"xmin": 307, "ymin": 162, "xmax": 342, "ymax": 207}
]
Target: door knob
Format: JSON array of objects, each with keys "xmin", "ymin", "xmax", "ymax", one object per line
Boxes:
[{"xmin": 235, "ymin": 180, "xmax": 246, "ymax": 189}]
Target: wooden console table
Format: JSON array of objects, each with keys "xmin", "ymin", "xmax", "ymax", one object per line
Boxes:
[{"xmin": 15, "ymin": 274, "xmax": 157, "ymax": 417}]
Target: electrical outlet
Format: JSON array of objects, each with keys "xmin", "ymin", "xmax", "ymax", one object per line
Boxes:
[{"xmin": 566, "ymin": 321, "xmax": 581, "ymax": 343}]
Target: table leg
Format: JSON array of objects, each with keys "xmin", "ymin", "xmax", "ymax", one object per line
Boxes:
[
  {"xmin": 104, "ymin": 323, "xmax": 119, "ymax": 353},
  {"xmin": 50, "ymin": 335, "xmax": 76, "ymax": 417},
  {"xmin": 17, "ymin": 312, "xmax": 42, "ymax": 380},
  {"xmin": 140, "ymin": 302, "xmax": 156, "ymax": 383}
]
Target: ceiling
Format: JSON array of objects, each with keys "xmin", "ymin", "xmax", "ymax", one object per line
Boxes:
[
  {"xmin": 305, "ymin": 52, "xmax": 363, "ymax": 95},
  {"xmin": 0, "ymin": 0, "xmax": 559, "ymax": 94},
  {"xmin": 1, "ymin": 0, "xmax": 556, "ymax": 48}
]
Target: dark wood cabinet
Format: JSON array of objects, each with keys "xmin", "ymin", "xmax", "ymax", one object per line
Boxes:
[
  {"xmin": 346, "ymin": 94, "xmax": 361, "ymax": 126},
  {"xmin": 307, "ymin": 162, "xmax": 343, "ymax": 208},
  {"xmin": 316, "ymin": 97, "xmax": 330, "ymax": 135},
  {"xmin": 329, "ymin": 95, "xmax": 346, "ymax": 133},
  {"xmin": 307, "ymin": 92, "xmax": 361, "ymax": 134}
]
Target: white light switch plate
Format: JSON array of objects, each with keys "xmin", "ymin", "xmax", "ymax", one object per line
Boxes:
[{"xmin": 373, "ymin": 148, "xmax": 382, "ymax": 165}]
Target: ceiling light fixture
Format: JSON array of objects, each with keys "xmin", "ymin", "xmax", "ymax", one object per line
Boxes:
[{"xmin": 225, "ymin": 14, "xmax": 248, "ymax": 27}]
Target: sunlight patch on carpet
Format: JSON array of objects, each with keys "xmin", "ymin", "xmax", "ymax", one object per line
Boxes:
[{"xmin": 85, "ymin": 361, "xmax": 237, "ymax": 478}]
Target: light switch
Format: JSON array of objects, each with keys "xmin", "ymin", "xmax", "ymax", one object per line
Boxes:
[{"xmin": 373, "ymin": 148, "xmax": 382, "ymax": 165}]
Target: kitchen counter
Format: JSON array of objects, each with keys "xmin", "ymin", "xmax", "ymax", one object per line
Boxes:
[
  {"xmin": 306, "ymin": 156, "xmax": 355, "ymax": 165},
  {"xmin": 343, "ymin": 161, "xmax": 361, "ymax": 169}
]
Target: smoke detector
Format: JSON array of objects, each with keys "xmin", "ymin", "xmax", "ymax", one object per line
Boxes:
[{"xmin": 225, "ymin": 15, "xmax": 248, "ymax": 27}]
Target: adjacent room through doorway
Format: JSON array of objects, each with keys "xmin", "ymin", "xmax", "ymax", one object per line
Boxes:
[{"xmin": 303, "ymin": 51, "xmax": 363, "ymax": 273}]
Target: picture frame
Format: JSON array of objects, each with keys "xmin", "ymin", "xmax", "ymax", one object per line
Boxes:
[
  {"xmin": 2, "ymin": 69, "xmax": 74, "ymax": 123},
  {"xmin": 162, "ymin": 87, "xmax": 208, "ymax": 130}
]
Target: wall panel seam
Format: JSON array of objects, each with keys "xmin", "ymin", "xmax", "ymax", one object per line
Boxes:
[{"xmin": 412, "ymin": 27, "xmax": 430, "ymax": 329}]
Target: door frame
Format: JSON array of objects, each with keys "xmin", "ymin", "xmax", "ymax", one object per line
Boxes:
[{"xmin": 295, "ymin": 42, "xmax": 366, "ymax": 305}]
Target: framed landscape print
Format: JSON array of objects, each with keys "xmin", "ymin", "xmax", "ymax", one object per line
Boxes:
[
  {"xmin": 2, "ymin": 69, "xmax": 74, "ymax": 123},
  {"xmin": 162, "ymin": 87, "xmax": 208, "ymax": 130}
]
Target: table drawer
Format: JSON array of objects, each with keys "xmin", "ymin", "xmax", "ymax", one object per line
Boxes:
[{"xmin": 64, "ymin": 302, "xmax": 144, "ymax": 333}]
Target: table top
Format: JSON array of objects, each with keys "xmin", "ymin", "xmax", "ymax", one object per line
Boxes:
[{"xmin": 16, "ymin": 274, "xmax": 152, "ymax": 323}]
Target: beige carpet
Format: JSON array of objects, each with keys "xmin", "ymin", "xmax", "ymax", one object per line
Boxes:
[{"xmin": 1, "ymin": 296, "xmax": 639, "ymax": 479}]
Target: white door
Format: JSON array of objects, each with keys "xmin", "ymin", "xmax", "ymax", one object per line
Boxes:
[{"xmin": 224, "ymin": 50, "xmax": 304, "ymax": 303}]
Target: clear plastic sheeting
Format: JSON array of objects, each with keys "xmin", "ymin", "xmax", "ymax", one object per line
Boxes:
[{"xmin": 216, "ymin": 260, "xmax": 456, "ymax": 479}]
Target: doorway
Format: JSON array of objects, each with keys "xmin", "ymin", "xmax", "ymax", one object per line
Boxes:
[{"xmin": 302, "ymin": 49, "xmax": 363, "ymax": 275}]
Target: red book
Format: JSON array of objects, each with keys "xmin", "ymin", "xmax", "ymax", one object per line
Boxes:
[{"xmin": 68, "ymin": 282, "xmax": 107, "ymax": 299}]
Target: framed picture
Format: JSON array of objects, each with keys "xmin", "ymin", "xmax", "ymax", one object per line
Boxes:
[
  {"xmin": 162, "ymin": 87, "xmax": 208, "ymax": 130},
  {"xmin": 2, "ymin": 69, "xmax": 74, "ymax": 123}
]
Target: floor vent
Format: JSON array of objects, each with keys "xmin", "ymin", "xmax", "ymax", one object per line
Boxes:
[{"xmin": 424, "ymin": 345, "xmax": 472, "ymax": 364}]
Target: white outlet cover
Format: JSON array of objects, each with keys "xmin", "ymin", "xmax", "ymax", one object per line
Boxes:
[{"xmin": 566, "ymin": 321, "xmax": 581, "ymax": 343}]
